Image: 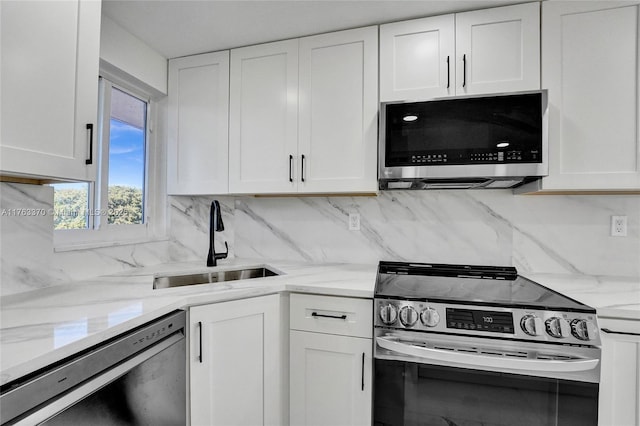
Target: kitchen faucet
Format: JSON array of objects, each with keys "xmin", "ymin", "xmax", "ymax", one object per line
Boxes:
[{"xmin": 207, "ymin": 200, "xmax": 228, "ymax": 267}]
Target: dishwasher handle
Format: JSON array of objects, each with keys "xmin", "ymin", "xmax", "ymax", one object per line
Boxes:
[{"xmin": 376, "ymin": 336, "xmax": 600, "ymax": 373}]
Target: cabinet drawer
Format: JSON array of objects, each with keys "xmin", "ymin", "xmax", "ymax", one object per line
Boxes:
[{"xmin": 290, "ymin": 293, "xmax": 372, "ymax": 338}]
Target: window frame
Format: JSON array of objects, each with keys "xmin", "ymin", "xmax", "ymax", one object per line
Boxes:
[{"xmin": 53, "ymin": 76, "xmax": 165, "ymax": 249}]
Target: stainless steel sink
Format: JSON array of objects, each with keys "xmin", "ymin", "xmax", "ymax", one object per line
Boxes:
[{"xmin": 153, "ymin": 267, "xmax": 279, "ymax": 289}]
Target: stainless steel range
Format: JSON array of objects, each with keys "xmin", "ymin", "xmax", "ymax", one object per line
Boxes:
[{"xmin": 373, "ymin": 261, "xmax": 601, "ymax": 426}]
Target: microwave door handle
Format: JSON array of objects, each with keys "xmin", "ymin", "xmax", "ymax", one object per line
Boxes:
[{"xmin": 375, "ymin": 336, "xmax": 599, "ymax": 373}]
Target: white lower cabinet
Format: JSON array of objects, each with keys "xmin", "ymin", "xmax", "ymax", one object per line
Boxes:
[
  {"xmin": 598, "ymin": 317, "xmax": 640, "ymax": 426},
  {"xmin": 289, "ymin": 294, "xmax": 373, "ymax": 426},
  {"xmin": 290, "ymin": 331, "xmax": 372, "ymax": 426},
  {"xmin": 189, "ymin": 295, "xmax": 283, "ymax": 426}
]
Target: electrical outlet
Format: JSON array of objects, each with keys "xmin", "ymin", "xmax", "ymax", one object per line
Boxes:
[
  {"xmin": 348, "ymin": 213, "xmax": 361, "ymax": 231},
  {"xmin": 611, "ymin": 215, "xmax": 628, "ymax": 237}
]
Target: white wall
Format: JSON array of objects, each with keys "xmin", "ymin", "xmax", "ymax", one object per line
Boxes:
[{"xmin": 100, "ymin": 14, "xmax": 168, "ymax": 96}]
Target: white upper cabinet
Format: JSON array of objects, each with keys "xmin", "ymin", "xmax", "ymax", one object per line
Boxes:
[
  {"xmin": 380, "ymin": 14, "xmax": 455, "ymax": 101},
  {"xmin": 531, "ymin": 1, "xmax": 640, "ymax": 192},
  {"xmin": 0, "ymin": 0, "xmax": 101, "ymax": 181},
  {"xmin": 297, "ymin": 27, "xmax": 378, "ymax": 193},
  {"xmin": 229, "ymin": 28, "xmax": 378, "ymax": 194},
  {"xmin": 455, "ymin": 2, "xmax": 540, "ymax": 96},
  {"xmin": 228, "ymin": 40, "xmax": 299, "ymax": 194},
  {"xmin": 380, "ymin": 2, "xmax": 540, "ymax": 102},
  {"xmin": 167, "ymin": 51, "xmax": 230, "ymax": 195}
]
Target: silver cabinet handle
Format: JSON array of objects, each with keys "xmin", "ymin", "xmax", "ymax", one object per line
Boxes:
[{"xmin": 301, "ymin": 154, "xmax": 306, "ymax": 183}]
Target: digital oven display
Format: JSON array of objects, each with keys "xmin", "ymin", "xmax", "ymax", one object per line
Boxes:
[{"xmin": 446, "ymin": 308, "xmax": 514, "ymax": 334}]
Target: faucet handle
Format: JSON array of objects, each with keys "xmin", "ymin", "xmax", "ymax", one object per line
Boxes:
[{"xmin": 215, "ymin": 241, "xmax": 229, "ymax": 260}]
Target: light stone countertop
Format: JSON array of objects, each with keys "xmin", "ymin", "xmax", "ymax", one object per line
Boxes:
[
  {"xmin": 0, "ymin": 259, "xmax": 376, "ymax": 386},
  {"xmin": 1, "ymin": 259, "xmax": 638, "ymax": 387}
]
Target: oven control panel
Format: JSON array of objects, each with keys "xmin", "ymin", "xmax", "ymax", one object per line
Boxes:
[
  {"xmin": 446, "ymin": 308, "xmax": 514, "ymax": 334},
  {"xmin": 374, "ymin": 298, "xmax": 601, "ymax": 346}
]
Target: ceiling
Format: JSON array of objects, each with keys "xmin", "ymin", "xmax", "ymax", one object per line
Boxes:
[{"xmin": 102, "ymin": 0, "xmax": 530, "ymax": 59}]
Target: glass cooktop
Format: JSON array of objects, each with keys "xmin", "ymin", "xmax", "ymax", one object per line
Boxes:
[{"xmin": 374, "ymin": 261, "xmax": 593, "ymax": 312}]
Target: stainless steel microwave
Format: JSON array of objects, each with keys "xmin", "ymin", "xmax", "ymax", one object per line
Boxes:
[{"xmin": 379, "ymin": 90, "xmax": 548, "ymax": 190}]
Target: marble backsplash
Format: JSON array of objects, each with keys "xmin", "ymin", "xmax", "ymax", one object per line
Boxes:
[
  {"xmin": 168, "ymin": 195, "xmax": 235, "ymax": 263},
  {"xmin": 0, "ymin": 184, "xmax": 62, "ymax": 295},
  {"xmin": 2, "ymin": 181, "xmax": 638, "ymax": 296},
  {"xmin": 169, "ymin": 190, "xmax": 639, "ymax": 277},
  {"xmin": 0, "ymin": 183, "xmax": 172, "ymax": 296},
  {"xmin": 230, "ymin": 192, "xmax": 640, "ymax": 277}
]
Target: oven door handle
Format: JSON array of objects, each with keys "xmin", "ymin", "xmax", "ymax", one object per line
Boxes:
[{"xmin": 376, "ymin": 336, "xmax": 599, "ymax": 373}]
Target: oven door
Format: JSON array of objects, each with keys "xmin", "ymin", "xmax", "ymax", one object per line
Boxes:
[{"xmin": 374, "ymin": 330, "xmax": 600, "ymax": 426}]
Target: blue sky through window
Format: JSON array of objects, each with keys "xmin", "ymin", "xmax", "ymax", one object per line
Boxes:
[{"xmin": 109, "ymin": 118, "xmax": 145, "ymax": 188}]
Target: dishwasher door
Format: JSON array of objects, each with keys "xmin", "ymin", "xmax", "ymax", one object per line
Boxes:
[{"xmin": 1, "ymin": 311, "xmax": 186, "ymax": 426}]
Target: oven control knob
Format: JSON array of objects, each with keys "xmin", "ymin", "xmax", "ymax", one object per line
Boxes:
[
  {"xmin": 570, "ymin": 319, "xmax": 598, "ymax": 341},
  {"xmin": 520, "ymin": 315, "xmax": 543, "ymax": 336},
  {"xmin": 420, "ymin": 307, "xmax": 440, "ymax": 327},
  {"xmin": 545, "ymin": 317, "xmax": 571, "ymax": 338},
  {"xmin": 379, "ymin": 303, "xmax": 398, "ymax": 325},
  {"xmin": 399, "ymin": 306, "xmax": 419, "ymax": 327}
]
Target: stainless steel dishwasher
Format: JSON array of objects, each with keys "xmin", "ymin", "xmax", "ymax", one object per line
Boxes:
[{"xmin": 0, "ymin": 310, "xmax": 186, "ymax": 425}]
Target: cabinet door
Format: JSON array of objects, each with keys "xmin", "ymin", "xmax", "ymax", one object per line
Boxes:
[
  {"xmin": 229, "ymin": 40, "xmax": 299, "ymax": 194},
  {"xmin": 380, "ymin": 14, "xmax": 455, "ymax": 102},
  {"xmin": 540, "ymin": 1, "xmax": 640, "ymax": 191},
  {"xmin": 290, "ymin": 330, "xmax": 372, "ymax": 426},
  {"xmin": 599, "ymin": 319, "xmax": 640, "ymax": 426},
  {"xmin": 167, "ymin": 51, "xmax": 229, "ymax": 195},
  {"xmin": 455, "ymin": 2, "xmax": 540, "ymax": 95},
  {"xmin": 298, "ymin": 27, "xmax": 378, "ymax": 193},
  {"xmin": 0, "ymin": 0, "xmax": 100, "ymax": 181},
  {"xmin": 190, "ymin": 295, "xmax": 282, "ymax": 426}
]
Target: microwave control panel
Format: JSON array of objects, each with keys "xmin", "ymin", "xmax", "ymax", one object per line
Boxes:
[{"xmin": 406, "ymin": 149, "xmax": 540, "ymax": 165}]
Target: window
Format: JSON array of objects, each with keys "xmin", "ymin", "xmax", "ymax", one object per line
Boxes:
[
  {"xmin": 104, "ymin": 86, "xmax": 146, "ymax": 226},
  {"xmin": 52, "ymin": 77, "xmax": 160, "ymax": 246}
]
